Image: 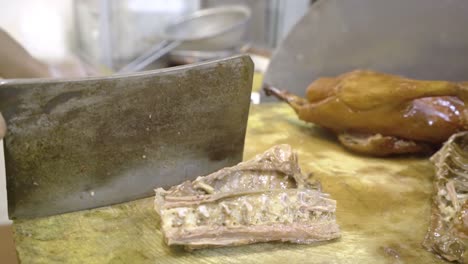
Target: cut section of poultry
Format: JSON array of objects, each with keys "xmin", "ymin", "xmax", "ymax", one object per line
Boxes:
[
  {"xmin": 154, "ymin": 144, "xmax": 340, "ymax": 250},
  {"xmin": 424, "ymin": 131, "xmax": 468, "ymax": 263}
]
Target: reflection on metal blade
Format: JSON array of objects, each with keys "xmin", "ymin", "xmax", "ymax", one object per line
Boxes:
[{"xmin": 264, "ymin": 0, "xmax": 468, "ymax": 101}]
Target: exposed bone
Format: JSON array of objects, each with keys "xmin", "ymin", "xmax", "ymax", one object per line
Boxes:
[{"xmin": 155, "ymin": 144, "xmax": 340, "ymax": 250}]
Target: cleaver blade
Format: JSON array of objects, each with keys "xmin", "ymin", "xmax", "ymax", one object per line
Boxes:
[{"xmin": 0, "ymin": 55, "xmax": 253, "ymax": 219}]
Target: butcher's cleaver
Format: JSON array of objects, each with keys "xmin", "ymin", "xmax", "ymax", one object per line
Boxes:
[
  {"xmin": 0, "ymin": 55, "xmax": 253, "ymax": 219},
  {"xmin": 263, "ymin": 0, "xmax": 468, "ymax": 101}
]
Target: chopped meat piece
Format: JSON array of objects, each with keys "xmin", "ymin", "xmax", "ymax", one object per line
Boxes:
[
  {"xmin": 337, "ymin": 133, "xmax": 434, "ymax": 156},
  {"xmin": 423, "ymin": 131, "xmax": 468, "ymax": 263},
  {"xmin": 154, "ymin": 144, "xmax": 340, "ymax": 250}
]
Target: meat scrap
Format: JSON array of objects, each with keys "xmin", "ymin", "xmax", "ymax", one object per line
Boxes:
[
  {"xmin": 154, "ymin": 144, "xmax": 340, "ymax": 250},
  {"xmin": 424, "ymin": 131, "xmax": 468, "ymax": 263}
]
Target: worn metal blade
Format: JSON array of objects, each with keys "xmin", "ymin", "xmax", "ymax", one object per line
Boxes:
[
  {"xmin": 263, "ymin": 0, "xmax": 468, "ymax": 101},
  {"xmin": 0, "ymin": 55, "xmax": 253, "ymax": 219}
]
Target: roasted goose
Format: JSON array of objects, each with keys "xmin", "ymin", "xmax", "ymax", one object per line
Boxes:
[
  {"xmin": 154, "ymin": 144, "xmax": 340, "ymax": 250},
  {"xmin": 265, "ymin": 70, "xmax": 468, "ymax": 156},
  {"xmin": 423, "ymin": 131, "xmax": 468, "ymax": 263}
]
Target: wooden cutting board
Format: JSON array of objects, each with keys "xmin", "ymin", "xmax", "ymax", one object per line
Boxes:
[{"xmin": 12, "ymin": 104, "xmax": 445, "ymax": 263}]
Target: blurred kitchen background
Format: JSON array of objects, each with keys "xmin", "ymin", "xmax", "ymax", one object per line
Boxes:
[{"xmin": 1, "ymin": 0, "xmax": 317, "ymax": 91}]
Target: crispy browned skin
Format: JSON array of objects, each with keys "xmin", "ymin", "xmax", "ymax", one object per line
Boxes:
[{"xmin": 265, "ymin": 70, "xmax": 468, "ymax": 156}]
